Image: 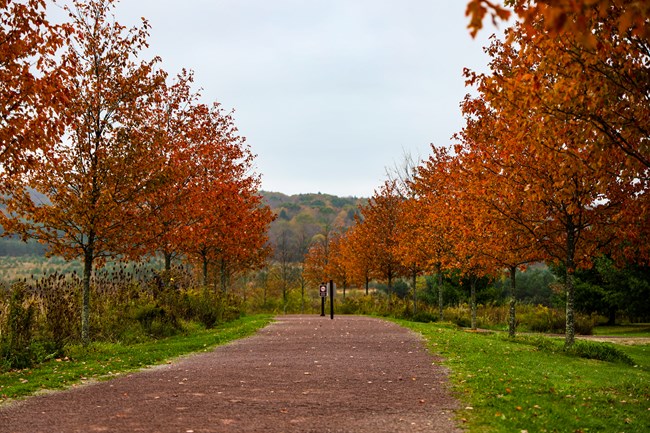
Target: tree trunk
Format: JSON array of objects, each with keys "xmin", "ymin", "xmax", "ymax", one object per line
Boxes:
[
  {"xmin": 220, "ymin": 258, "xmax": 228, "ymax": 293},
  {"xmin": 365, "ymin": 274, "xmax": 369, "ymax": 295},
  {"xmin": 81, "ymin": 238, "xmax": 94, "ymax": 346},
  {"xmin": 565, "ymin": 226, "xmax": 577, "ymax": 348},
  {"xmin": 508, "ymin": 265, "xmax": 517, "ymax": 338},
  {"xmin": 412, "ymin": 268, "xmax": 417, "ymax": 316},
  {"xmin": 607, "ymin": 307, "xmax": 616, "ymax": 326},
  {"xmin": 470, "ymin": 275, "xmax": 477, "ymax": 330},
  {"xmin": 164, "ymin": 251, "xmax": 172, "ymax": 272},
  {"xmin": 300, "ymin": 276, "xmax": 305, "ymax": 314},
  {"xmin": 437, "ymin": 264, "xmax": 444, "ymax": 321},
  {"xmin": 202, "ymin": 253, "xmax": 209, "ymax": 287}
]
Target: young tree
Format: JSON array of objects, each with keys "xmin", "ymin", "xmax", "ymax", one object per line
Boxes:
[
  {"xmin": 3, "ymin": 0, "xmax": 165, "ymax": 344},
  {"xmin": 411, "ymin": 146, "xmax": 458, "ymax": 320},
  {"xmin": 460, "ymin": 18, "xmax": 640, "ymax": 346},
  {"xmin": 340, "ymin": 222, "xmax": 374, "ymax": 295},
  {"xmin": 357, "ymin": 181, "xmax": 407, "ymax": 295},
  {"xmin": 139, "ymin": 69, "xmax": 203, "ymax": 272},
  {"xmin": 176, "ymin": 104, "xmax": 272, "ymax": 291}
]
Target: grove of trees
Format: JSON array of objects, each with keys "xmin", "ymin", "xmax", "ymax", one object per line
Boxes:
[
  {"xmin": 305, "ymin": 0, "xmax": 649, "ymax": 348},
  {"xmin": 0, "ymin": 0, "xmax": 273, "ymax": 344}
]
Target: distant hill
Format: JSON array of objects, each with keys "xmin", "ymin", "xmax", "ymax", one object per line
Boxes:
[
  {"xmin": 262, "ymin": 191, "xmax": 367, "ymax": 262},
  {"xmin": 262, "ymin": 191, "xmax": 365, "ymax": 227},
  {"xmin": 0, "ymin": 191, "xmax": 367, "ymax": 259}
]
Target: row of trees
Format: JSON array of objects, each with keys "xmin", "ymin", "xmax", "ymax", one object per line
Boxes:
[
  {"xmin": 306, "ymin": 0, "xmax": 648, "ymax": 348},
  {"xmin": 0, "ymin": 0, "xmax": 273, "ymax": 344}
]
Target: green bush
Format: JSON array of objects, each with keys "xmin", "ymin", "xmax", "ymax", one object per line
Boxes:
[
  {"xmin": 409, "ymin": 311, "xmax": 438, "ymax": 323},
  {"xmin": 514, "ymin": 334, "xmax": 634, "ymax": 365},
  {"xmin": 569, "ymin": 340, "xmax": 634, "ymax": 365},
  {"xmin": 134, "ymin": 304, "xmax": 181, "ymax": 338},
  {"xmin": 2, "ymin": 283, "xmax": 36, "ymax": 369}
]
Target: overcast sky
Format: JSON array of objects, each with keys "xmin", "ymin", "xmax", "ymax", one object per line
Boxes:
[{"xmin": 109, "ymin": 0, "xmax": 496, "ymax": 198}]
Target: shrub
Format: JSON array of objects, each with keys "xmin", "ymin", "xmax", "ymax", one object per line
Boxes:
[
  {"xmin": 2, "ymin": 283, "xmax": 36, "ymax": 369},
  {"xmin": 513, "ymin": 334, "xmax": 634, "ymax": 365},
  {"xmin": 568, "ymin": 340, "xmax": 634, "ymax": 365},
  {"xmin": 410, "ymin": 311, "xmax": 438, "ymax": 323},
  {"xmin": 134, "ymin": 304, "xmax": 181, "ymax": 338},
  {"xmin": 38, "ymin": 274, "xmax": 80, "ymax": 353}
]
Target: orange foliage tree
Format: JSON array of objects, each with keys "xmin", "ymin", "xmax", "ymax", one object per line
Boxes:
[
  {"xmin": 0, "ymin": 0, "xmax": 69, "ymax": 187},
  {"xmin": 139, "ymin": 69, "xmax": 203, "ymax": 272},
  {"xmin": 410, "ymin": 146, "xmax": 459, "ymax": 320},
  {"xmin": 416, "ymin": 148, "xmax": 500, "ymax": 330},
  {"xmin": 355, "ymin": 181, "xmax": 407, "ymax": 295},
  {"xmin": 459, "ymin": 15, "xmax": 643, "ymax": 345},
  {"xmin": 3, "ymin": 0, "xmax": 165, "ymax": 344},
  {"xmin": 303, "ymin": 235, "xmax": 328, "ymax": 288},
  {"xmin": 174, "ymin": 103, "xmax": 273, "ymax": 290},
  {"xmin": 339, "ymin": 222, "xmax": 375, "ymax": 295}
]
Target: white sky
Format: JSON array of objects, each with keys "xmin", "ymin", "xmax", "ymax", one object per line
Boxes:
[{"xmin": 71, "ymin": 0, "xmax": 499, "ymax": 197}]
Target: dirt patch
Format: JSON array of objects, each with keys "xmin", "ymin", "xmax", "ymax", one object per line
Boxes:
[
  {"xmin": 0, "ymin": 315, "xmax": 461, "ymax": 432},
  {"xmin": 576, "ymin": 335, "xmax": 650, "ymax": 345}
]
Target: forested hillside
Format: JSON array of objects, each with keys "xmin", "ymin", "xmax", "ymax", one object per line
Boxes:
[
  {"xmin": 0, "ymin": 192, "xmax": 365, "ymax": 259},
  {"xmin": 263, "ymin": 191, "xmax": 366, "ymax": 263}
]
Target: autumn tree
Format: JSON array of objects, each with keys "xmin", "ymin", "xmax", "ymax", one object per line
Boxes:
[
  {"xmin": 325, "ymin": 231, "xmax": 349, "ymax": 297},
  {"xmin": 302, "ymin": 215, "xmax": 345, "ymax": 289},
  {"xmin": 0, "ymin": 0, "xmax": 69, "ymax": 188},
  {"xmin": 2, "ymin": 0, "xmax": 165, "ymax": 344},
  {"xmin": 139, "ymin": 69, "xmax": 203, "ymax": 272},
  {"xmin": 175, "ymin": 102, "xmax": 273, "ymax": 290},
  {"xmin": 451, "ymin": 142, "xmax": 542, "ymax": 336},
  {"xmin": 303, "ymin": 235, "xmax": 328, "ymax": 288},
  {"xmin": 459, "ymin": 17, "xmax": 640, "ymax": 346},
  {"xmin": 356, "ymin": 181, "xmax": 407, "ymax": 296},
  {"xmin": 339, "ymin": 223, "xmax": 374, "ymax": 295},
  {"xmin": 410, "ymin": 146, "xmax": 458, "ymax": 320}
]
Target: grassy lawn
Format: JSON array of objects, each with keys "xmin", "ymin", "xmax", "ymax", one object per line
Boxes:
[
  {"xmin": 0, "ymin": 315, "xmax": 273, "ymax": 404},
  {"xmin": 398, "ymin": 320, "xmax": 650, "ymax": 433}
]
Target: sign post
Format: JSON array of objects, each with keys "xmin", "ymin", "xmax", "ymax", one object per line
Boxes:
[
  {"xmin": 319, "ymin": 282, "xmax": 327, "ymax": 316},
  {"xmin": 329, "ymin": 279, "xmax": 334, "ymax": 320}
]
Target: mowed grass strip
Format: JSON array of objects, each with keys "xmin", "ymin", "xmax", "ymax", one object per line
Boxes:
[
  {"xmin": 397, "ymin": 320, "xmax": 650, "ymax": 433},
  {"xmin": 0, "ymin": 315, "xmax": 273, "ymax": 404}
]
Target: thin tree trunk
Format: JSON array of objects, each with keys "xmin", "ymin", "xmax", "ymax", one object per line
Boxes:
[
  {"xmin": 220, "ymin": 258, "xmax": 228, "ymax": 293},
  {"xmin": 470, "ymin": 275, "xmax": 477, "ymax": 330},
  {"xmin": 300, "ymin": 276, "xmax": 305, "ymax": 314},
  {"xmin": 437, "ymin": 264, "xmax": 444, "ymax": 321},
  {"xmin": 365, "ymin": 273, "xmax": 369, "ymax": 295},
  {"xmin": 81, "ymin": 237, "xmax": 94, "ymax": 346},
  {"xmin": 202, "ymin": 253, "xmax": 209, "ymax": 287},
  {"xmin": 565, "ymin": 226, "xmax": 577, "ymax": 348},
  {"xmin": 508, "ymin": 265, "xmax": 517, "ymax": 338},
  {"xmin": 164, "ymin": 251, "xmax": 172, "ymax": 272},
  {"xmin": 412, "ymin": 267, "xmax": 417, "ymax": 316}
]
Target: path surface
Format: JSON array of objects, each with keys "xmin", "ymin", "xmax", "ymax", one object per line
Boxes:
[{"xmin": 0, "ymin": 315, "xmax": 460, "ymax": 433}]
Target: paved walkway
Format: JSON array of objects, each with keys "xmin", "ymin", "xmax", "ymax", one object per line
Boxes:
[{"xmin": 0, "ymin": 315, "xmax": 460, "ymax": 432}]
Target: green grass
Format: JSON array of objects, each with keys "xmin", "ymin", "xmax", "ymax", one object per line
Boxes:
[
  {"xmin": 0, "ymin": 315, "xmax": 272, "ymax": 404},
  {"xmin": 594, "ymin": 324, "xmax": 650, "ymax": 337},
  {"xmin": 397, "ymin": 320, "xmax": 650, "ymax": 433}
]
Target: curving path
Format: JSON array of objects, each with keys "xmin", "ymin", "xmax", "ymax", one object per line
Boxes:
[{"xmin": 0, "ymin": 315, "xmax": 460, "ymax": 433}]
